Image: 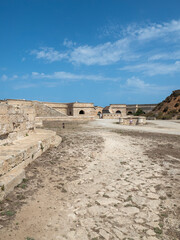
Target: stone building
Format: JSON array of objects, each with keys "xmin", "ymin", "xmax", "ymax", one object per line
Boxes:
[
  {"xmin": 44, "ymin": 101, "xmax": 101, "ymax": 118},
  {"xmin": 103, "ymin": 104, "xmax": 126, "ymax": 115},
  {"xmin": 67, "ymin": 102, "xmax": 96, "ymax": 116},
  {"xmin": 126, "ymin": 104, "xmax": 157, "ymax": 115},
  {"xmin": 0, "ymin": 99, "xmax": 157, "ymax": 119}
]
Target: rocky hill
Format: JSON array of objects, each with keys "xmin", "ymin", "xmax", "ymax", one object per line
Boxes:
[{"xmin": 147, "ymin": 90, "xmax": 180, "ymax": 119}]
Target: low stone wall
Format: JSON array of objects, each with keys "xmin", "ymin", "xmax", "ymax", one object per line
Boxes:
[
  {"xmin": 102, "ymin": 113, "xmax": 122, "ymax": 119},
  {"xmin": 118, "ymin": 116, "xmax": 146, "ymax": 125},
  {"xmin": 0, "ymin": 129, "xmax": 61, "ymax": 201},
  {"xmin": 0, "ymin": 103, "xmax": 35, "ymax": 146},
  {"xmin": 0, "ymin": 102, "xmax": 62, "ymax": 200},
  {"xmin": 35, "ymin": 116, "xmax": 95, "ymax": 127}
]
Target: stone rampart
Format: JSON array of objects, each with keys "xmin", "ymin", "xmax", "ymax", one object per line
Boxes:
[
  {"xmin": 126, "ymin": 104, "xmax": 157, "ymax": 114},
  {"xmin": 0, "ymin": 103, "xmax": 35, "ymax": 146},
  {"xmin": 34, "ymin": 102, "xmax": 66, "ymax": 117},
  {"xmin": 0, "ymin": 102, "xmax": 62, "ymax": 200},
  {"xmin": 43, "ymin": 102, "xmax": 68, "ymax": 115},
  {"xmin": 102, "ymin": 113, "xmax": 123, "ymax": 119},
  {"xmin": 35, "ymin": 116, "xmax": 95, "ymax": 127}
]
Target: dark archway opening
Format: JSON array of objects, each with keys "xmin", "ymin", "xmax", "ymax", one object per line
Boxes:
[
  {"xmin": 79, "ymin": 110, "xmax": 85, "ymax": 114},
  {"xmin": 116, "ymin": 110, "xmax": 121, "ymax": 114},
  {"xmin": 97, "ymin": 111, "xmax": 101, "ymax": 115},
  {"xmin": 127, "ymin": 111, "xmax": 133, "ymax": 115}
]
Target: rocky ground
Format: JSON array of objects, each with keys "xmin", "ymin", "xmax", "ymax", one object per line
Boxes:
[{"xmin": 0, "ymin": 120, "xmax": 180, "ymax": 240}]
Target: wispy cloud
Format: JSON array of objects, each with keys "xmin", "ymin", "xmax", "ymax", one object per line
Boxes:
[
  {"xmin": 121, "ymin": 76, "xmax": 172, "ymax": 93},
  {"xmin": 148, "ymin": 51, "xmax": 180, "ymax": 61},
  {"xmin": 1, "ymin": 74, "xmax": 18, "ymax": 81},
  {"xmin": 31, "ymin": 47, "xmax": 68, "ymax": 62},
  {"xmin": 69, "ymin": 39, "xmax": 136, "ymax": 65},
  {"xmin": 1, "ymin": 71, "xmax": 122, "ymax": 84},
  {"xmin": 1, "ymin": 74, "xmax": 8, "ymax": 81},
  {"xmin": 63, "ymin": 38, "xmax": 76, "ymax": 48},
  {"xmin": 101, "ymin": 19, "xmax": 180, "ymax": 41},
  {"xmin": 29, "ymin": 19, "xmax": 180, "ymax": 79},
  {"xmin": 31, "ymin": 71, "xmax": 121, "ymax": 81},
  {"xmin": 120, "ymin": 61, "xmax": 180, "ymax": 76}
]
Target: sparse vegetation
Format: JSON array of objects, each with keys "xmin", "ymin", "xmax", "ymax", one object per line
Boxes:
[
  {"xmin": 1, "ymin": 210, "xmax": 15, "ymax": 216},
  {"xmin": 147, "ymin": 90, "xmax": 180, "ymax": 119},
  {"xmin": 134, "ymin": 108, "xmax": 145, "ymax": 116},
  {"xmin": 154, "ymin": 227, "xmax": 162, "ymax": 234},
  {"xmin": 40, "ymin": 143, "xmax": 44, "ymax": 151}
]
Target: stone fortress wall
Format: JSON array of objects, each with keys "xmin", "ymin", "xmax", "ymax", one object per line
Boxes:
[
  {"xmin": 43, "ymin": 102, "xmax": 68, "ymax": 115},
  {"xmin": 0, "ymin": 98, "xmax": 156, "ymax": 200},
  {"xmin": 0, "ymin": 102, "xmax": 35, "ymax": 146},
  {"xmin": 0, "ymin": 99, "xmax": 157, "ymax": 119},
  {"xmin": 126, "ymin": 104, "xmax": 157, "ymax": 114},
  {"xmin": 0, "ymin": 100, "xmax": 61, "ymax": 201}
]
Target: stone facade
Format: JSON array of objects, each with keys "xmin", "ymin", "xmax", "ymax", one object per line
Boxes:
[
  {"xmin": 0, "ymin": 102, "xmax": 35, "ymax": 146},
  {"xmin": 94, "ymin": 106, "xmax": 103, "ymax": 117},
  {"xmin": 0, "ymin": 99, "xmax": 154, "ymax": 121},
  {"xmin": 43, "ymin": 102, "xmax": 102, "ymax": 118},
  {"xmin": 67, "ymin": 102, "xmax": 96, "ymax": 117},
  {"xmin": 103, "ymin": 104, "xmax": 126, "ymax": 117},
  {"xmin": 43, "ymin": 102, "xmax": 68, "ymax": 115},
  {"xmin": 0, "ymin": 101, "xmax": 61, "ymax": 200},
  {"xmin": 126, "ymin": 104, "xmax": 157, "ymax": 114}
]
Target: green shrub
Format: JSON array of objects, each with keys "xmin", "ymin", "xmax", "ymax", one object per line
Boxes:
[{"xmin": 134, "ymin": 108, "xmax": 145, "ymax": 116}]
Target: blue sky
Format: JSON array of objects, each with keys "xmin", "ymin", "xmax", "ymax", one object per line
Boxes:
[{"xmin": 0, "ymin": 0, "xmax": 180, "ymax": 106}]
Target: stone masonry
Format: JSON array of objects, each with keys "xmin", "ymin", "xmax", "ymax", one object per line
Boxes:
[{"xmin": 0, "ymin": 102, "xmax": 61, "ymax": 201}]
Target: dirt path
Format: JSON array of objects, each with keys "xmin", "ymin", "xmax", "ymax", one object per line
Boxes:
[{"xmin": 0, "ymin": 121, "xmax": 179, "ymax": 240}]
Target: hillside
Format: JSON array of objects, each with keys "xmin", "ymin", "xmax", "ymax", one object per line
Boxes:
[{"xmin": 147, "ymin": 90, "xmax": 180, "ymax": 119}]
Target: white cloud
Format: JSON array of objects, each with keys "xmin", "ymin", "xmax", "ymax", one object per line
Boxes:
[
  {"xmin": 120, "ymin": 61, "xmax": 180, "ymax": 76},
  {"xmin": 63, "ymin": 39, "xmax": 76, "ymax": 48},
  {"xmin": 149, "ymin": 51, "xmax": 180, "ymax": 61},
  {"xmin": 31, "ymin": 47, "xmax": 67, "ymax": 62},
  {"xmin": 121, "ymin": 77, "xmax": 171, "ymax": 93},
  {"xmin": 69, "ymin": 39, "xmax": 136, "ymax": 65},
  {"xmin": 11, "ymin": 75, "xmax": 18, "ymax": 80},
  {"xmin": 136, "ymin": 20, "xmax": 180, "ymax": 41},
  {"xmin": 100, "ymin": 19, "xmax": 180, "ymax": 41},
  {"xmin": 105, "ymin": 19, "xmax": 180, "ymax": 42},
  {"xmin": 30, "ymin": 19, "xmax": 180, "ymax": 69},
  {"xmin": 1, "ymin": 74, "xmax": 18, "ymax": 81},
  {"xmin": 31, "ymin": 71, "xmax": 121, "ymax": 81},
  {"xmin": 126, "ymin": 77, "xmax": 151, "ymax": 88},
  {"xmin": 1, "ymin": 74, "xmax": 8, "ymax": 81}
]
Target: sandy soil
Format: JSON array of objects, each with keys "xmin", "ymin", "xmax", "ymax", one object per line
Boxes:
[{"xmin": 0, "ymin": 120, "xmax": 180, "ymax": 240}]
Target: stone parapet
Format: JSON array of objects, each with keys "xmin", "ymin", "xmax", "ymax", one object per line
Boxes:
[
  {"xmin": 35, "ymin": 116, "xmax": 95, "ymax": 127},
  {"xmin": 0, "ymin": 129, "xmax": 62, "ymax": 201},
  {"xmin": 118, "ymin": 116, "xmax": 146, "ymax": 125},
  {"xmin": 102, "ymin": 113, "xmax": 122, "ymax": 119}
]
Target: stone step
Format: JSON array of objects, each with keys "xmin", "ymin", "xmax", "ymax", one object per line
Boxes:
[{"xmin": 0, "ymin": 129, "xmax": 62, "ymax": 201}]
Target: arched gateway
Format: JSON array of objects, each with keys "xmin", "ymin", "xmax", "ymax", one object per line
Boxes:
[{"xmin": 79, "ymin": 110, "xmax": 85, "ymax": 114}]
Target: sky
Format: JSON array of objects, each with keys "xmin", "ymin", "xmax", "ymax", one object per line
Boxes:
[{"xmin": 0, "ymin": 0, "xmax": 180, "ymax": 106}]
